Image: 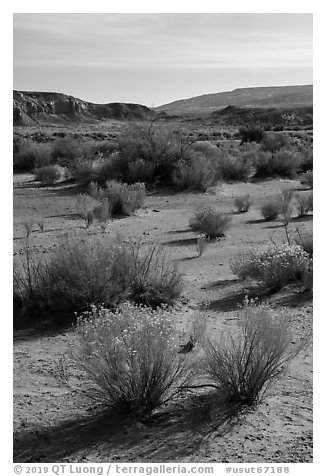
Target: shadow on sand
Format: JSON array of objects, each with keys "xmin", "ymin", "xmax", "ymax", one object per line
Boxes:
[{"xmin": 14, "ymin": 391, "xmax": 250, "ymax": 463}]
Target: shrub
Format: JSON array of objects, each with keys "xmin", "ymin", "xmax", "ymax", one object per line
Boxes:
[
  {"xmin": 51, "ymin": 138, "xmax": 93, "ymax": 164},
  {"xmin": 88, "ymin": 180, "xmax": 146, "ymax": 216},
  {"xmin": 300, "ymin": 171, "xmax": 313, "ymax": 189},
  {"xmin": 14, "ymin": 239, "xmax": 183, "ymax": 323},
  {"xmin": 127, "ymin": 159, "xmax": 156, "ymax": 185},
  {"xmin": 92, "ymin": 152, "xmax": 128, "ymax": 184},
  {"xmin": 72, "ymin": 160, "xmax": 99, "ymax": 185},
  {"xmin": 230, "ymin": 243, "xmax": 310, "ymax": 290},
  {"xmin": 234, "ymin": 195, "xmax": 252, "ymax": 213},
  {"xmin": 189, "ymin": 207, "xmax": 232, "ymax": 239},
  {"xmin": 14, "ymin": 142, "xmax": 53, "ymax": 172},
  {"xmin": 172, "ymin": 152, "xmax": 217, "ymax": 191},
  {"xmin": 299, "ymin": 148, "xmax": 313, "ymax": 173},
  {"xmin": 254, "ymin": 150, "xmax": 300, "ymax": 178},
  {"xmin": 260, "ymin": 198, "xmax": 281, "ymax": 221},
  {"xmin": 91, "ymin": 198, "xmax": 112, "ymax": 224},
  {"xmin": 69, "ymin": 303, "xmax": 193, "ymax": 418},
  {"xmin": 215, "ymin": 154, "xmax": 252, "ymax": 182},
  {"xmin": 295, "ymin": 192, "xmax": 313, "ymax": 217},
  {"xmin": 261, "ymin": 132, "xmax": 288, "ymax": 152},
  {"xmin": 202, "ymin": 304, "xmax": 303, "ymax": 405},
  {"xmin": 192, "ymin": 141, "xmax": 218, "ymax": 160},
  {"xmin": 127, "ymin": 245, "xmax": 183, "ymax": 308},
  {"xmin": 239, "ymin": 126, "xmax": 265, "ymax": 144},
  {"xmin": 34, "ymin": 165, "xmax": 61, "ymax": 185},
  {"xmin": 117, "ymin": 123, "xmax": 182, "ymax": 183}
]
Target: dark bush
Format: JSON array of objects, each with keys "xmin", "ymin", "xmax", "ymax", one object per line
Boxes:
[
  {"xmin": 239, "ymin": 126, "xmax": 265, "ymax": 144},
  {"xmin": 254, "ymin": 150, "xmax": 301, "ymax": 179},
  {"xmin": 13, "ymin": 142, "xmax": 53, "ymax": 172}
]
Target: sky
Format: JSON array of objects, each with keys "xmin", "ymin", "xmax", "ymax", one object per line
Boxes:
[{"xmin": 13, "ymin": 13, "xmax": 313, "ymax": 107}]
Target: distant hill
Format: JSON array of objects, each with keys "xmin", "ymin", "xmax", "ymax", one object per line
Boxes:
[
  {"xmin": 156, "ymin": 85, "xmax": 313, "ymax": 115},
  {"xmin": 209, "ymin": 105, "xmax": 313, "ymax": 129},
  {"xmin": 13, "ymin": 90, "xmax": 156, "ymax": 125}
]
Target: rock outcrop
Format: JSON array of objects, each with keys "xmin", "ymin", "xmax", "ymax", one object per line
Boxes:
[{"xmin": 13, "ymin": 90, "xmax": 156, "ymax": 125}]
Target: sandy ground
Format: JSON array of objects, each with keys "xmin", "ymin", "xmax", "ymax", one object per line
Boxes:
[{"xmin": 13, "ymin": 174, "xmax": 313, "ymax": 463}]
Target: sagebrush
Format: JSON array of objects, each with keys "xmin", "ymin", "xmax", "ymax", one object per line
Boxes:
[
  {"xmin": 69, "ymin": 303, "xmax": 193, "ymax": 418},
  {"xmin": 189, "ymin": 207, "xmax": 232, "ymax": 239},
  {"xmin": 202, "ymin": 304, "xmax": 304, "ymax": 404},
  {"xmin": 14, "ymin": 238, "xmax": 183, "ymax": 323}
]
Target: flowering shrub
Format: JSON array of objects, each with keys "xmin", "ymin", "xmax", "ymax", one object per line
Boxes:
[
  {"xmin": 189, "ymin": 207, "xmax": 232, "ymax": 239},
  {"xmin": 230, "ymin": 243, "xmax": 310, "ymax": 290},
  {"xmin": 71, "ymin": 303, "xmax": 193, "ymax": 418},
  {"xmin": 202, "ymin": 304, "xmax": 303, "ymax": 404}
]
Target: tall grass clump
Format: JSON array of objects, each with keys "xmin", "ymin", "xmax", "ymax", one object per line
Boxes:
[
  {"xmin": 14, "ymin": 238, "xmax": 183, "ymax": 323},
  {"xmin": 230, "ymin": 243, "xmax": 310, "ymax": 291},
  {"xmin": 69, "ymin": 303, "xmax": 193, "ymax": 419},
  {"xmin": 202, "ymin": 304, "xmax": 304, "ymax": 405},
  {"xmin": 234, "ymin": 195, "xmax": 252, "ymax": 213},
  {"xmin": 88, "ymin": 180, "xmax": 146, "ymax": 216},
  {"xmin": 189, "ymin": 207, "xmax": 232, "ymax": 239}
]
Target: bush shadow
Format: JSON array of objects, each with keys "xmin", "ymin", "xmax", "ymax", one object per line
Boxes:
[
  {"xmin": 13, "ymin": 391, "xmax": 249, "ymax": 463},
  {"xmin": 202, "ymin": 284, "xmax": 271, "ymax": 312},
  {"xmin": 163, "ymin": 237, "xmax": 198, "ymax": 248}
]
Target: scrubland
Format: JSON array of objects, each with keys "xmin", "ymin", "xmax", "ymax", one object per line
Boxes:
[{"xmin": 13, "ymin": 120, "xmax": 313, "ymax": 463}]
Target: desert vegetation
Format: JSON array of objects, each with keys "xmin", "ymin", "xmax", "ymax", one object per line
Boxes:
[
  {"xmin": 13, "ymin": 115, "xmax": 313, "ymax": 464},
  {"xmin": 201, "ymin": 304, "xmax": 305, "ymax": 405},
  {"xmin": 14, "ymin": 238, "xmax": 183, "ymax": 324},
  {"xmin": 230, "ymin": 243, "xmax": 310, "ymax": 291},
  {"xmin": 189, "ymin": 207, "xmax": 232, "ymax": 239}
]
